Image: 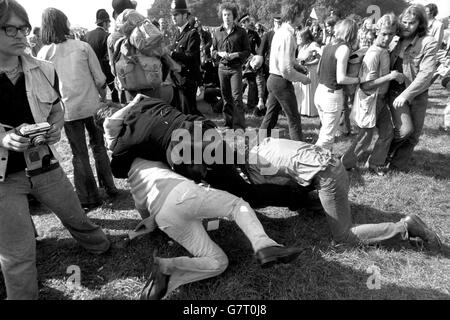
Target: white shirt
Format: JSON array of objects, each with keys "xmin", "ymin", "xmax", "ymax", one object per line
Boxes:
[
  {"xmin": 38, "ymin": 39, "xmax": 106, "ymax": 121},
  {"xmin": 269, "ymin": 23, "xmax": 309, "ymax": 83}
]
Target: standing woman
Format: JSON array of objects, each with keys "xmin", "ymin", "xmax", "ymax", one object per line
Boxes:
[
  {"xmin": 0, "ymin": 0, "xmax": 110, "ymax": 299},
  {"xmin": 314, "ymin": 19, "xmax": 361, "ymax": 151},
  {"xmin": 294, "ymin": 28, "xmax": 320, "ymax": 117},
  {"xmin": 38, "ymin": 8, "xmax": 118, "ymax": 211}
]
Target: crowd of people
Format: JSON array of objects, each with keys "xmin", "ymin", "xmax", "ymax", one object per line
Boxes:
[{"xmin": 0, "ymin": 0, "xmax": 449, "ymax": 300}]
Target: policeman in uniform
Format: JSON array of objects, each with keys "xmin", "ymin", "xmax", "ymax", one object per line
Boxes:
[{"xmin": 170, "ymin": 0, "xmax": 203, "ymax": 116}]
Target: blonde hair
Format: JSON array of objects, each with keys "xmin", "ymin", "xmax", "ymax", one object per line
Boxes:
[
  {"xmin": 334, "ymin": 18, "xmax": 358, "ymax": 46},
  {"xmin": 376, "ymin": 13, "xmax": 400, "ymax": 34}
]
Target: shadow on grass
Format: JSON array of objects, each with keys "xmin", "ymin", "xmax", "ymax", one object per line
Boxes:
[
  {"xmin": 408, "ymin": 150, "xmax": 450, "ymax": 180},
  {"xmin": 1, "ymin": 219, "xmax": 448, "ymax": 300}
]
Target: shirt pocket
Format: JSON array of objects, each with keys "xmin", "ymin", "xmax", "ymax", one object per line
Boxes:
[{"xmin": 34, "ymin": 85, "xmax": 59, "ymax": 117}]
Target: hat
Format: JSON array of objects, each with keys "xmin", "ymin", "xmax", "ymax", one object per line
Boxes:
[
  {"xmin": 96, "ymin": 9, "xmax": 110, "ymax": 24},
  {"xmin": 171, "ymin": 0, "xmax": 189, "ymax": 15},
  {"xmin": 112, "ymin": 0, "xmax": 135, "ymax": 19},
  {"xmin": 238, "ymin": 14, "xmax": 250, "ymax": 23}
]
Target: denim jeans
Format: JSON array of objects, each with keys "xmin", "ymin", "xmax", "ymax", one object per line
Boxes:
[
  {"xmin": 314, "ymin": 84, "xmax": 344, "ymax": 151},
  {"xmin": 218, "ymin": 66, "xmax": 246, "ymax": 130},
  {"xmin": 154, "ymin": 180, "xmax": 279, "ymax": 297},
  {"xmin": 260, "ymin": 74, "xmax": 303, "ymax": 141},
  {"xmin": 0, "ymin": 168, "xmax": 110, "ymax": 299},
  {"xmin": 243, "ymin": 74, "xmax": 258, "ymax": 108},
  {"xmin": 313, "ymin": 158, "xmax": 407, "ymax": 244},
  {"xmin": 388, "ymin": 91, "xmax": 428, "ymax": 170},
  {"xmin": 64, "ymin": 117, "xmax": 116, "ymax": 205},
  {"xmin": 445, "ymin": 101, "xmax": 450, "ymax": 128},
  {"xmin": 341, "ymin": 95, "xmax": 394, "ymax": 169}
]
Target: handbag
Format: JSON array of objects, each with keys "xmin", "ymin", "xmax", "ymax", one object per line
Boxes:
[{"xmin": 350, "ymin": 86, "xmax": 378, "ymax": 128}]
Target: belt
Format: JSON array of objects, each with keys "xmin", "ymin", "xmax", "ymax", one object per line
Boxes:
[{"xmin": 26, "ymin": 162, "xmax": 60, "ymax": 178}]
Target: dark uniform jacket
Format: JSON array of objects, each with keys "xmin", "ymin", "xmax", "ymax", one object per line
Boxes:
[
  {"xmin": 110, "ymin": 98, "xmax": 214, "ymax": 178},
  {"xmin": 84, "ymin": 27, "xmax": 114, "ymax": 82},
  {"xmin": 171, "ymin": 23, "xmax": 202, "ymax": 84}
]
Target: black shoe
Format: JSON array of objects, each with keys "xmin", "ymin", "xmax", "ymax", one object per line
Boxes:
[
  {"xmin": 256, "ymin": 246, "xmax": 303, "ymax": 268},
  {"xmin": 252, "ymin": 107, "xmax": 267, "ymax": 117},
  {"xmin": 105, "ymin": 187, "xmax": 120, "ymax": 198},
  {"xmin": 81, "ymin": 201, "xmax": 103, "ymax": 213},
  {"xmin": 404, "ymin": 214, "xmax": 442, "ymax": 250},
  {"xmin": 140, "ymin": 253, "xmax": 170, "ymax": 300}
]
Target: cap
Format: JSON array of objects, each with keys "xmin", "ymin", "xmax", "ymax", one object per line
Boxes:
[
  {"xmin": 238, "ymin": 14, "xmax": 250, "ymax": 23},
  {"xmin": 171, "ymin": 0, "xmax": 189, "ymax": 15},
  {"xmin": 112, "ymin": 0, "xmax": 135, "ymax": 19}
]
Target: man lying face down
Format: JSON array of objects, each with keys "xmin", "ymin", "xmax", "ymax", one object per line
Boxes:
[
  {"xmin": 96, "ymin": 94, "xmax": 312, "ymax": 210},
  {"xmin": 95, "ymin": 96, "xmax": 305, "ymax": 299},
  {"xmin": 242, "ymin": 138, "xmax": 442, "ymax": 250}
]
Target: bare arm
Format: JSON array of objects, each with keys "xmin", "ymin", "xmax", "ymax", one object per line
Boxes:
[{"xmin": 335, "ymin": 45, "xmax": 360, "ymax": 85}]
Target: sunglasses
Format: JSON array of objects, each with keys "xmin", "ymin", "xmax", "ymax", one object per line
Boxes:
[{"xmin": 1, "ymin": 25, "xmax": 31, "ymax": 37}]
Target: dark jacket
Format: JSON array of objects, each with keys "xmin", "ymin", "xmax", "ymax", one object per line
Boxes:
[
  {"xmin": 247, "ymin": 29, "xmax": 261, "ymax": 55},
  {"xmin": 171, "ymin": 23, "xmax": 202, "ymax": 83},
  {"xmin": 84, "ymin": 27, "xmax": 114, "ymax": 80},
  {"xmin": 212, "ymin": 24, "xmax": 250, "ymax": 68},
  {"xmin": 111, "ymin": 97, "xmax": 214, "ymax": 178}
]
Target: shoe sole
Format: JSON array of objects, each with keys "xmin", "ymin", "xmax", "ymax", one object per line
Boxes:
[
  {"xmin": 259, "ymin": 250, "xmax": 302, "ymax": 269},
  {"xmin": 407, "ymin": 215, "xmax": 442, "ymax": 249}
]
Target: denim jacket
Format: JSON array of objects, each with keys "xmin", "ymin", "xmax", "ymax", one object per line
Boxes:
[
  {"xmin": 390, "ymin": 34, "xmax": 438, "ymax": 102},
  {"xmin": 0, "ymin": 54, "xmax": 63, "ymax": 182}
]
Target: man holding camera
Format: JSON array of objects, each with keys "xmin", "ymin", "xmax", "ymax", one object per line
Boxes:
[{"xmin": 0, "ymin": 0, "xmax": 110, "ymax": 300}]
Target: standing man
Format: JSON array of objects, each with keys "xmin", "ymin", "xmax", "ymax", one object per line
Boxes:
[
  {"xmin": 85, "ymin": 9, "xmax": 120, "ymax": 103},
  {"xmin": 425, "ymin": 3, "xmax": 444, "ymax": 50},
  {"xmin": 212, "ymin": 2, "xmax": 250, "ymax": 130},
  {"xmin": 159, "ymin": 17, "xmax": 174, "ymax": 49},
  {"xmin": 387, "ymin": 4, "xmax": 438, "ymax": 172},
  {"xmin": 260, "ymin": 4, "xmax": 310, "ymax": 141},
  {"xmin": 170, "ymin": 0, "xmax": 203, "ymax": 116},
  {"xmin": 240, "ymin": 14, "xmax": 260, "ymax": 113}
]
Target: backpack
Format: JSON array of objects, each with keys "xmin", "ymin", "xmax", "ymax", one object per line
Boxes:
[{"xmin": 113, "ymin": 37, "xmax": 163, "ymax": 91}]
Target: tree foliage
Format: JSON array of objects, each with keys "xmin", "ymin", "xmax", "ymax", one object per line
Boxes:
[{"xmin": 146, "ymin": 0, "xmax": 409, "ymax": 27}]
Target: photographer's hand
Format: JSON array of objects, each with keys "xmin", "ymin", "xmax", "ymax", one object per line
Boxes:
[
  {"xmin": 0, "ymin": 127, "xmax": 30, "ymax": 152},
  {"xmin": 45, "ymin": 124, "xmax": 62, "ymax": 145}
]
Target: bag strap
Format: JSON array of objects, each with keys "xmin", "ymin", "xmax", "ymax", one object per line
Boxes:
[{"xmin": 113, "ymin": 37, "xmax": 127, "ymax": 64}]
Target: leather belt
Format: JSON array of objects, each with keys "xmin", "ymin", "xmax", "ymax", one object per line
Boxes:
[{"xmin": 26, "ymin": 162, "xmax": 60, "ymax": 178}]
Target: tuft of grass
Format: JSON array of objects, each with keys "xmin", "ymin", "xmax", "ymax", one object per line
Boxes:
[{"xmin": 0, "ymin": 83, "xmax": 449, "ymax": 300}]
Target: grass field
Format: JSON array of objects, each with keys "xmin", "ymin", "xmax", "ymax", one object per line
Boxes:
[{"xmin": 0, "ymin": 83, "xmax": 448, "ymax": 300}]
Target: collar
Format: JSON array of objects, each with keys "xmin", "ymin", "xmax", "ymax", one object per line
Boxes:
[
  {"xmin": 20, "ymin": 54, "xmax": 40, "ymax": 72},
  {"xmin": 219, "ymin": 23, "xmax": 236, "ymax": 33},
  {"xmin": 178, "ymin": 21, "xmax": 190, "ymax": 33},
  {"xmin": 97, "ymin": 26, "xmax": 109, "ymax": 33}
]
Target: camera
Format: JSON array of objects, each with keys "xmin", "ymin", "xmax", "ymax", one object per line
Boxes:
[{"xmin": 18, "ymin": 122, "xmax": 51, "ymax": 146}]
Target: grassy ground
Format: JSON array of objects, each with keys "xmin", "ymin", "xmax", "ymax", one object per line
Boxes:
[{"xmin": 0, "ymin": 83, "xmax": 449, "ymax": 300}]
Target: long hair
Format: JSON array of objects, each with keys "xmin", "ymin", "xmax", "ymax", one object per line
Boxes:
[
  {"xmin": 281, "ymin": 0, "xmax": 306, "ymax": 24},
  {"xmin": 0, "ymin": 0, "xmax": 31, "ymax": 29},
  {"xmin": 41, "ymin": 7, "xmax": 71, "ymax": 45},
  {"xmin": 334, "ymin": 18, "xmax": 358, "ymax": 47},
  {"xmin": 400, "ymin": 4, "xmax": 428, "ymax": 38},
  {"xmin": 217, "ymin": 2, "xmax": 238, "ymax": 21},
  {"xmin": 299, "ymin": 28, "xmax": 314, "ymax": 44}
]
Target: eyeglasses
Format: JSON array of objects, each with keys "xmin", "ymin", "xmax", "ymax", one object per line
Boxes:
[{"xmin": 1, "ymin": 25, "xmax": 31, "ymax": 37}]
